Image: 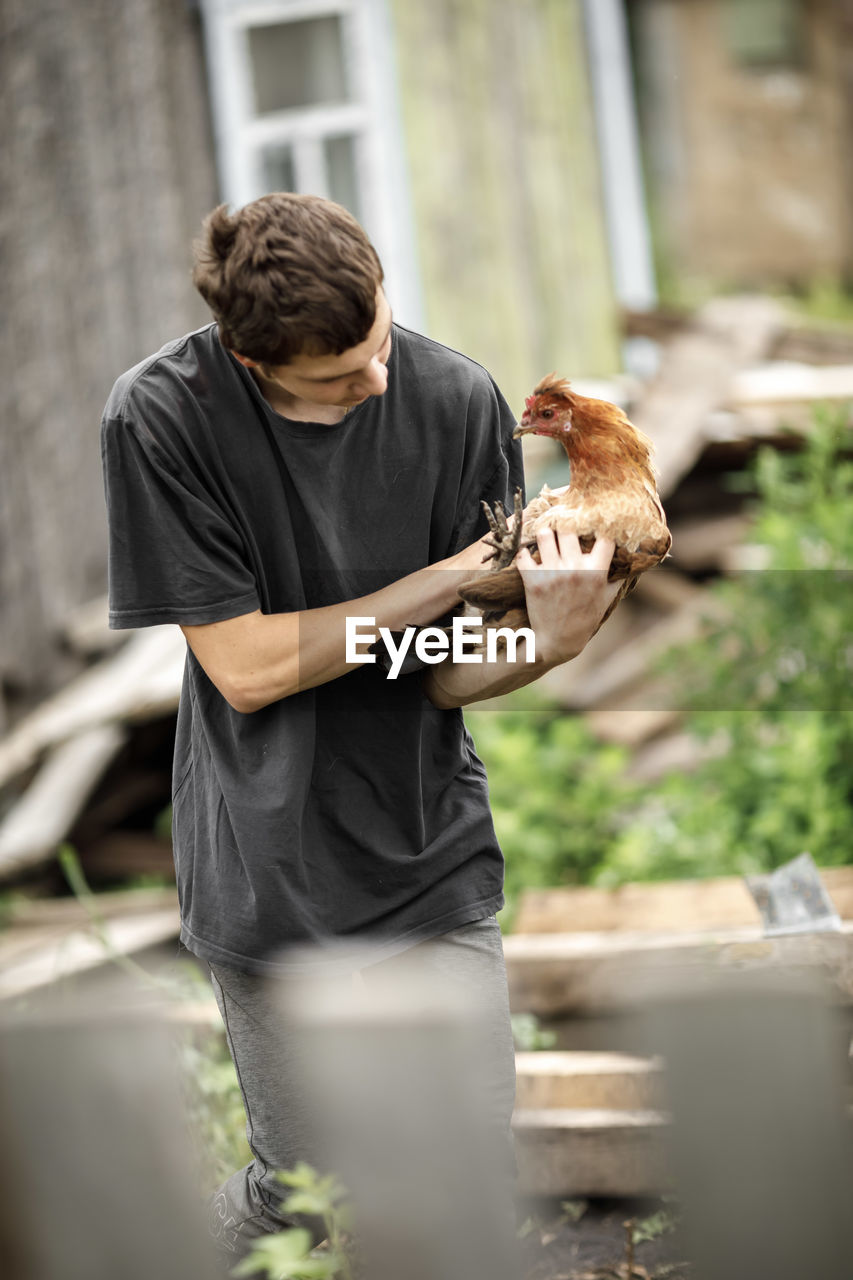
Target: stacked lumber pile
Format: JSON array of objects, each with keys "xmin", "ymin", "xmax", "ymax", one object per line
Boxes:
[{"xmin": 507, "ymin": 869, "xmax": 853, "ymax": 1196}]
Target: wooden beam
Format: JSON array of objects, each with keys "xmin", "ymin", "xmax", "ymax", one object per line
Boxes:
[
  {"xmin": 515, "ymin": 1050, "xmax": 662, "ymax": 1111},
  {"xmin": 504, "ymin": 923, "xmax": 853, "ymax": 1017},
  {"xmin": 515, "ymin": 868, "xmax": 853, "ymax": 935},
  {"xmin": 512, "ymin": 1107, "xmax": 670, "ymax": 1197}
]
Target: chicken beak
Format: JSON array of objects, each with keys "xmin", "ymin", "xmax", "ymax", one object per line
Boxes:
[{"xmin": 513, "ymin": 418, "xmax": 534, "ymax": 439}]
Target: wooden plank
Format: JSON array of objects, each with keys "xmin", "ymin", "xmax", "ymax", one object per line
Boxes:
[
  {"xmin": 515, "ymin": 1050, "xmax": 662, "ymax": 1110},
  {"xmin": 731, "ymin": 362, "xmax": 853, "ymax": 407},
  {"xmin": 0, "ymin": 725, "xmax": 127, "ymax": 882},
  {"xmin": 512, "ymin": 1107, "xmax": 670, "ymax": 1196},
  {"xmin": 5, "ymin": 886, "xmax": 179, "ymax": 928},
  {"xmin": 515, "ymin": 867, "xmax": 853, "ymax": 935},
  {"xmin": 631, "ymin": 295, "xmax": 786, "ymax": 498},
  {"xmin": 504, "ymin": 923, "xmax": 853, "ymax": 1017}
]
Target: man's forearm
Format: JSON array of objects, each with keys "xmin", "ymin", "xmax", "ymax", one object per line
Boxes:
[
  {"xmin": 182, "ymin": 542, "xmax": 491, "ymax": 712},
  {"xmin": 422, "ymin": 644, "xmax": 559, "ymax": 709}
]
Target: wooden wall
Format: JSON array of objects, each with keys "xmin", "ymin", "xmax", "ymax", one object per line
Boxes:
[
  {"xmin": 387, "ymin": 0, "xmax": 620, "ymax": 412},
  {"xmin": 0, "ymin": 0, "xmax": 217, "ymax": 708}
]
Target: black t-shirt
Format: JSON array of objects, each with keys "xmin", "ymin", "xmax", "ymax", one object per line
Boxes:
[{"xmin": 100, "ymin": 322, "xmax": 524, "ymax": 972}]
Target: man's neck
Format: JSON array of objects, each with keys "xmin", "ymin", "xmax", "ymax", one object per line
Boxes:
[{"xmin": 251, "ymin": 368, "xmax": 347, "ymax": 425}]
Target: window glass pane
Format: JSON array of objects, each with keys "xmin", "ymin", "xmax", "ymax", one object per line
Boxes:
[
  {"xmin": 248, "ymin": 16, "xmax": 349, "ymax": 114},
  {"xmin": 326, "ymin": 134, "xmax": 360, "ymax": 220},
  {"xmin": 262, "ymin": 143, "xmax": 296, "ymax": 194},
  {"xmin": 723, "ymin": 0, "xmax": 804, "ymax": 68}
]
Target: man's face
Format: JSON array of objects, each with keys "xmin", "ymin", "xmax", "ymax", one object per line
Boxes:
[{"xmin": 257, "ymin": 289, "xmax": 393, "ymax": 409}]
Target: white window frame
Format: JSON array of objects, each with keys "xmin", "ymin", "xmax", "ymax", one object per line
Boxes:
[{"xmin": 200, "ymin": 0, "xmax": 423, "ymax": 326}]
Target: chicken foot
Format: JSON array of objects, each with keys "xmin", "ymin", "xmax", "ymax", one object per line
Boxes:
[{"xmin": 480, "ymin": 489, "xmax": 533, "ymax": 569}]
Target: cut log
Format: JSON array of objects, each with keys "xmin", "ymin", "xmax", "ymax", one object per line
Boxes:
[
  {"xmin": 515, "ymin": 867, "xmax": 853, "ymax": 935},
  {"xmin": 512, "ymin": 1107, "xmax": 670, "ymax": 1196},
  {"xmin": 515, "ymin": 1050, "xmax": 663, "ymax": 1110},
  {"xmin": 504, "ymin": 923, "xmax": 853, "ymax": 1017},
  {"xmin": 0, "ymin": 725, "xmax": 127, "ymax": 883},
  {"xmin": 0, "ymin": 626, "xmax": 185, "ymax": 789}
]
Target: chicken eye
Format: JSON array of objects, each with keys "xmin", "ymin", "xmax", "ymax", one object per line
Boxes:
[{"xmin": 541, "ymin": 409, "xmax": 554, "ymax": 420}]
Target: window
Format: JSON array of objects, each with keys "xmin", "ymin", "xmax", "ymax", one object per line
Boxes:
[{"xmin": 200, "ymin": 0, "xmax": 422, "ymax": 324}]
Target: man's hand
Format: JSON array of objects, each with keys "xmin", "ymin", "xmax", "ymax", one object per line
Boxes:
[
  {"xmin": 424, "ymin": 529, "xmax": 621, "ymax": 710},
  {"xmin": 516, "ymin": 529, "xmax": 621, "ymax": 666}
]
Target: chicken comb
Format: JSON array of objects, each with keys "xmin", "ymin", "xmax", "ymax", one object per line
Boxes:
[{"xmin": 532, "ymin": 372, "xmax": 574, "ymax": 401}]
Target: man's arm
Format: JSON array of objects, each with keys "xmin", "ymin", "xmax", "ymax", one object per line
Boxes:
[
  {"xmin": 181, "ymin": 536, "xmax": 493, "ymax": 713},
  {"xmin": 423, "ymin": 529, "xmax": 621, "ymax": 710}
]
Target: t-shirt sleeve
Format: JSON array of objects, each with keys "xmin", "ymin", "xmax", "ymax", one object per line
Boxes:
[
  {"xmin": 446, "ymin": 372, "xmax": 525, "ymax": 556},
  {"xmin": 101, "ymin": 397, "xmax": 261, "ymax": 629}
]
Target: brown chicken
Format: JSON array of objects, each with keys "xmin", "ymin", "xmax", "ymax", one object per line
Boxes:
[{"xmin": 458, "ymin": 374, "xmax": 671, "ymax": 632}]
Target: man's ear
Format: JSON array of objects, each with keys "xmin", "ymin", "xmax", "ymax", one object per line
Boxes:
[{"xmin": 230, "ymin": 351, "xmax": 258, "ymax": 369}]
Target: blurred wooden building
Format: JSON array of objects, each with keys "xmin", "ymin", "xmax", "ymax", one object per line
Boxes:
[{"xmin": 627, "ymin": 0, "xmax": 853, "ymax": 290}]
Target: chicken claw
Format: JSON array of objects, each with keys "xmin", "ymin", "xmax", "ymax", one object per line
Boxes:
[{"xmin": 481, "ymin": 488, "xmax": 524, "ymax": 568}]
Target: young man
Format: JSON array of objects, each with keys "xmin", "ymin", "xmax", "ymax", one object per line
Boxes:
[{"xmin": 101, "ymin": 193, "xmax": 618, "ymax": 1269}]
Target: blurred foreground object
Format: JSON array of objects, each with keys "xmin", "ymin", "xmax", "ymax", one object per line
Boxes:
[
  {"xmin": 279, "ymin": 944, "xmax": 520, "ymax": 1280},
  {"xmin": 644, "ymin": 967, "xmax": 853, "ymax": 1280},
  {"xmin": 0, "ymin": 989, "xmax": 220, "ymax": 1280}
]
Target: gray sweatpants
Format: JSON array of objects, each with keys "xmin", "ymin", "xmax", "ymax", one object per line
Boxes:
[{"xmin": 206, "ymin": 917, "xmax": 518, "ymax": 1270}]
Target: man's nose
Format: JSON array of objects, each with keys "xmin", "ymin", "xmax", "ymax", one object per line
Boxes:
[{"xmin": 360, "ymin": 357, "xmax": 388, "ymax": 396}]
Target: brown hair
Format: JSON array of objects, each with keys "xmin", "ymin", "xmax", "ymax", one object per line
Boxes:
[{"xmin": 192, "ymin": 193, "xmax": 384, "ymax": 365}]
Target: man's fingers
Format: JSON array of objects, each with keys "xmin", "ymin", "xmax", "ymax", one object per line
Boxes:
[
  {"xmin": 534, "ymin": 526, "xmax": 561, "ymax": 567},
  {"xmin": 588, "ymin": 535, "xmax": 616, "ymax": 569}
]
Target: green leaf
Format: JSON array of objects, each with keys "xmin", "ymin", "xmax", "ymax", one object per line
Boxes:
[{"xmin": 234, "ymin": 1229, "xmax": 339, "ymax": 1279}]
